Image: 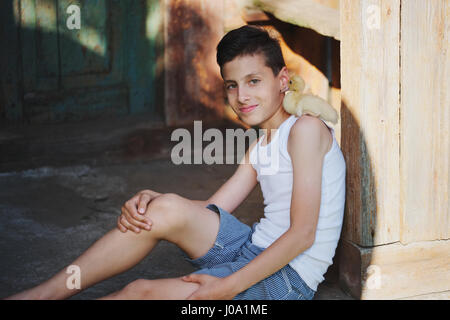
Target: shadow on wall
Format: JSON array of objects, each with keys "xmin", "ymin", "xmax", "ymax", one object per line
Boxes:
[
  {"xmin": 338, "ymin": 100, "xmax": 376, "ymax": 300},
  {"xmin": 163, "ymin": 0, "xmax": 225, "ymax": 126},
  {"xmin": 0, "ymin": 0, "xmax": 164, "ymax": 125},
  {"xmin": 252, "ymin": 12, "xmax": 341, "ymax": 89}
]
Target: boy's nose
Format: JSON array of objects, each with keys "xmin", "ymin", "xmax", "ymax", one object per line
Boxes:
[{"xmin": 237, "ymin": 88, "xmax": 250, "ymax": 104}]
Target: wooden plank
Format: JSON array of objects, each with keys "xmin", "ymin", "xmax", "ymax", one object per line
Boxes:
[
  {"xmin": 224, "ymin": 0, "xmax": 246, "ymax": 32},
  {"xmin": 329, "ymin": 86, "xmax": 341, "ymax": 144},
  {"xmin": 58, "ymin": 0, "xmax": 126, "ymax": 89},
  {"xmin": 398, "ymin": 291, "xmax": 450, "ymax": 300},
  {"xmin": 224, "ymin": 0, "xmax": 272, "ymax": 33},
  {"xmin": 338, "ymin": 239, "xmax": 450, "ymax": 299},
  {"xmin": 19, "ymin": 0, "xmax": 38, "ymax": 93},
  {"xmin": 400, "ymin": 0, "xmax": 449, "ymax": 243},
  {"xmin": 445, "ymin": 2, "xmax": 450, "ymax": 241},
  {"xmin": 0, "ymin": 0, "xmax": 23, "ymax": 122},
  {"xmin": 19, "ymin": 0, "xmax": 59, "ymax": 91},
  {"xmin": 312, "ymin": 0, "xmax": 339, "ymax": 10},
  {"xmin": 249, "ymin": 0, "xmax": 340, "ymax": 40},
  {"xmin": 58, "ymin": 0, "xmax": 110, "ymax": 77},
  {"xmin": 340, "ymin": 0, "xmax": 400, "ymax": 246},
  {"xmin": 35, "ymin": 0, "xmax": 58, "ymax": 90},
  {"xmin": 22, "ymin": 84, "xmax": 128, "ymax": 123}
]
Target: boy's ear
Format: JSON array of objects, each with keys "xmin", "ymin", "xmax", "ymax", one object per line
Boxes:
[{"xmin": 278, "ymin": 66, "xmax": 290, "ymax": 92}]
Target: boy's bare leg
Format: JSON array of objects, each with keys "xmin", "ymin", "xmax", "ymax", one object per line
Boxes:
[
  {"xmin": 98, "ymin": 277, "xmax": 200, "ymax": 300},
  {"xmin": 6, "ymin": 194, "xmax": 219, "ymax": 300}
]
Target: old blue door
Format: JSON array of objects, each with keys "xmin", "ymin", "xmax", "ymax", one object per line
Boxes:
[{"xmin": 1, "ymin": 0, "xmax": 164, "ymax": 124}]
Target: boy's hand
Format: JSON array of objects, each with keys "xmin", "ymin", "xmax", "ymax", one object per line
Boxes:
[
  {"xmin": 117, "ymin": 189, "xmax": 163, "ymax": 233},
  {"xmin": 182, "ymin": 274, "xmax": 238, "ymax": 300}
]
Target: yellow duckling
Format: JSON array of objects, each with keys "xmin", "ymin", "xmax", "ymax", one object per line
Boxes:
[{"xmin": 283, "ymin": 73, "xmax": 338, "ymax": 124}]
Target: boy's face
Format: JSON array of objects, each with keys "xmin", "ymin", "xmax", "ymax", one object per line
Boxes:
[{"xmin": 221, "ymin": 53, "xmax": 289, "ymax": 128}]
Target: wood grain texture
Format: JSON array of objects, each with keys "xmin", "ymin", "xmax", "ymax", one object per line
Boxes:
[
  {"xmin": 340, "ymin": 0, "xmax": 400, "ymax": 246},
  {"xmin": 0, "ymin": 0, "xmax": 23, "ymax": 122},
  {"xmin": 224, "ymin": 0, "xmax": 247, "ymax": 32},
  {"xmin": 400, "ymin": 0, "xmax": 450, "ymax": 244},
  {"xmin": 250, "ymin": 0, "xmax": 340, "ymax": 40},
  {"xmin": 339, "ymin": 239, "xmax": 450, "ymax": 299}
]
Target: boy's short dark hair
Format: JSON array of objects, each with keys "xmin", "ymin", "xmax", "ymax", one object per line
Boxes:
[{"xmin": 216, "ymin": 25, "xmax": 286, "ymax": 78}]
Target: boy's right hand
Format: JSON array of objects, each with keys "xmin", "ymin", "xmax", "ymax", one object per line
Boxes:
[{"xmin": 117, "ymin": 189, "xmax": 163, "ymax": 233}]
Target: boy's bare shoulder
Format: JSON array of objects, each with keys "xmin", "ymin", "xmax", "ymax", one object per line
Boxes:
[{"xmin": 288, "ymin": 115, "xmax": 332, "ymax": 156}]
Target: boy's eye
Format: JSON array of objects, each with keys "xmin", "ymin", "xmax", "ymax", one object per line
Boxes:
[{"xmin": 225, "ymin": 79, "xmax": 259, "ymax": 90}]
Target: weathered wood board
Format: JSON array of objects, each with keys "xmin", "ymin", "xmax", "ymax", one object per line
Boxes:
[
  {"xmin": 339, "ymin": 0, "xmax": 449, "ymax": 299},
  {"xmin": 243, "ymin": 0, "xmax": 340, "ymax": 40},
  {"xmin": 338, "ymin": 239, "xmax": 450, "ymax": 299},
  {"xmin": 340, "ymin": 0, "xmax": 401, "ymax": 246},
  {"xmin": 399, "ymin": 0, "xmax": 449, "ymax": 244}
]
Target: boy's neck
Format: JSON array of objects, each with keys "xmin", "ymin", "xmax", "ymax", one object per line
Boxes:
[
  {"xmin": 260, "ymin": 107, "xmax": 291, "ymax": 130},
  {"xmin": 259, "ymin": 107, "xmax": 291, "ymax": 142}
]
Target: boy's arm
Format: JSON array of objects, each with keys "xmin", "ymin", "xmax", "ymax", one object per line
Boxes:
[
  {"xmin": 119, "ymin": 140, "xmax": 258, "ymax": 233},
  {"xmin": 191, "ymin": 200, "xmax": 209, "ymax": 207},
  {"xmin": 184, "ymin": 116, "xmax": 329, "ymax": 299},
  {"xmin": 203, "ymin": 139, "xmax": 259, "ymax": 213}
]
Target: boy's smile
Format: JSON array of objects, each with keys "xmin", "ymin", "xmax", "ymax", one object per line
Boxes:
[
  {"xmin": 222, "ymin": 54, "xmax": 290, "ymax": 131},
  {"xmin": 239, "ymin": 104, "xmax": 258, "ymax": 113}
]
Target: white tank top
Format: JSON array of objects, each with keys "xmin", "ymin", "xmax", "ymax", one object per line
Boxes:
[{"xmin": 249, "ymin": 114, "xmax": 346, "ymax": 291}]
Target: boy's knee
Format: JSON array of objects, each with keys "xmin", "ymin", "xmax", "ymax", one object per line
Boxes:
[
  {"xmin": 146, "ymin": 193, "xmax": 183, "ymax": 218},
  {"xmin": 144, "ymin": 193, "xmax": 187, "ymax": 237}
]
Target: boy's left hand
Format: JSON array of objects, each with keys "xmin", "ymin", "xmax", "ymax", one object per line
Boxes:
[{"xmin": 181, "ymin": 274, "xmax": 238, "ymax": 300}]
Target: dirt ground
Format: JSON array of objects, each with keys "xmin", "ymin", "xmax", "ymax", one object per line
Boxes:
[{"xmin": 0, "ymin": 115, "xmax": 353, "ymax": 300}]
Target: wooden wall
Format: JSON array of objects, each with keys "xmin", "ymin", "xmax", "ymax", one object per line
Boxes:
[
  {"xmin": 0, "ymin": 0, "xmax": 166, "ymax": 124},
  {"xmin": 399, "ymin": 0, "xmax": 449, "ymax": 244},
  {"xmin": 0, "ymin": 0, "xmax": 225, "ymax": 126},
  {"xmin": 339, "ymin": 0, "xmax": 449, "ymax": 299}
]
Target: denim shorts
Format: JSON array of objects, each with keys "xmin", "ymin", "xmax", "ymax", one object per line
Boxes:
[{"xmin": 184, "ymin": 204, "xmax": 315, "ymax": 300}]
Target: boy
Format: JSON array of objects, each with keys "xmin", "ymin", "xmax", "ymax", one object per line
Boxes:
[{"xmin": 7, "ymin": 25, "xmax": 346, "ymax": 300}]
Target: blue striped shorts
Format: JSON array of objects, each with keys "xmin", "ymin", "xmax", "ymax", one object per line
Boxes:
[{"xmin": 184, "ymin": 204, "xmax": 315, "ymax": 300}]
